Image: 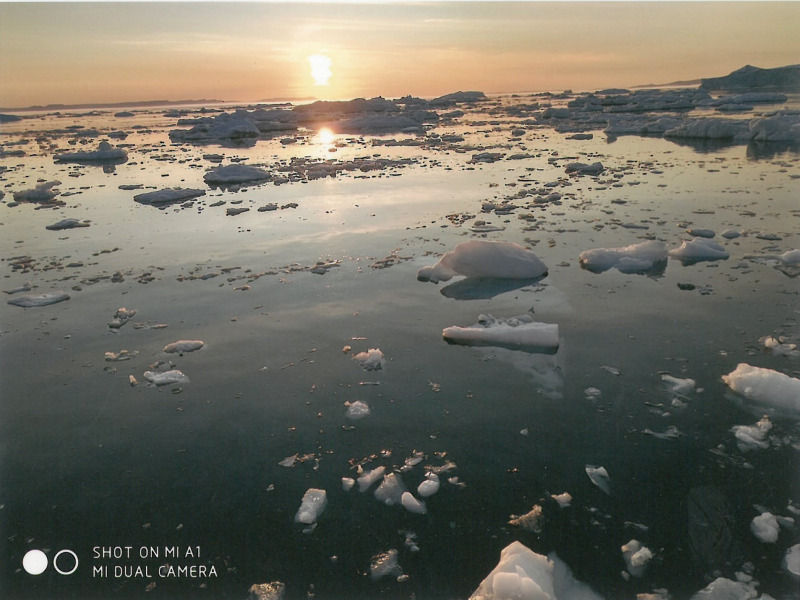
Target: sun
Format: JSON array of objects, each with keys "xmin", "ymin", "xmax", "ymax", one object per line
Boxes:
[{"xmin": 308, "ymin": 54, "xmax": 332, "ymax": 86}]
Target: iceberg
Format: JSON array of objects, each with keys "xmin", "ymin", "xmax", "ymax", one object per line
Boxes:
[
  {"xmin": 469, "ymin": 541, "xmax": 603, "ymax": 600},
  {"xmin": 369, "ymin": 549, "xmax": 403, "ymax": 581},
  {"xmin": 417, "ymin": 473, "xmax": 440, "ymax": 497},
  {"xmin": 374, "ymin": 472, "xmax": 406, "ymax": 506},
  {"xmin": 621, "ymin": 539, "xmax": 653, "ymax": 578},
  {"xmin": 345, "ymin": 400, "xmax": 370, "ymax": 420},
  {"xmin": 443, "ymin": 314, "xmax": 558, "ymax": 352},
  {"xmin": 203, "ymin": 164, "xmax": 271, "ymax": 185},
  {"xmin": 7, "ymin": 292, "xmax": 70, "ymax": 307},
  {"xmin": 784, "ymin": 544, "xmax": 800, "ymax": 579},
  {"xmin": 669, "ymin": 238, "xmax": 729, "ymax": 264},
  {"xmin": 731, "ymin": 416, "xmax": 772, "ymax": 451},
  {"xmin": 750, "ymin": 512, "xmax": 779, "ymax": 543},
  {"xmin": 294, "ymin": 488, "xmax": 327, "ymax": 524},
  {"xmin": 722, "ymin": 363, "xmax": 800, "ymax": 414},
  {"xmin": 417, "ymin": 240, "xmax": 547, "ymax": 283},
  {"xmin": 54, "ymin": 141, "xmax": 127, "ymax": 164},
  {"xmin": 133, "ymin": 188, "xmax": 206, "ymax": 206},
  {"xmin": 579, "ymin": 240, "xmax": 668, "ymax": 275},
  {"xmin": 357, "ymin": 466, "xmax": 386, "ymax": 492}
]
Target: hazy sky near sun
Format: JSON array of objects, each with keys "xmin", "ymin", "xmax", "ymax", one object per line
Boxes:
[{"xmin": 1, "ymin": 1, "xmax": 798, "ymax": 107}]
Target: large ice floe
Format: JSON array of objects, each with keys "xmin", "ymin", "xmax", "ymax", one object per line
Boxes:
[
  {"xmin": 417, "ymin": 240, "xmax": 547, "ymax": 283},
  {"xmin": 469, "ymin": 541, "xmax": 603, "ymax": 600},
  {"xmin": 203, "ymin": 164, "xmax": 271, "ymax": 185},
  {"xmin": 133, "ymin": 188, "xmax": 206, "ymax": 206},
  {"xmin": 13, "ymin": 180, "xmax": 62, "ymax": 203},
  {"xmin": 443, "ymin": 313, "xmax": 559, "ymax": 353},
  {"xmin": 294, "ymin": 488, "xmax": 327, "ymax": 525},
  {"xmin": 54, "ymin": 141, "xmax": 128, "ymax": 164},
  {"xmin": 668, "ymin": 238, "xmax": 730, "ymax": 265},
  {"xmin": 578, "ymin": 240, "xmax": 668, "ymax": 275},
  {"xmin": 722, "ymin": 363, "xmax": 800, "ymax": 415}
]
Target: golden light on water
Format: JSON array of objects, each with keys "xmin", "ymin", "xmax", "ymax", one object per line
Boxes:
[
  {"xmin": 307, "ymin": 54, "xmax": 332, "ymax": 86},
  {"xmin": 316, "ymin": 127, "xmax": 335, "ymax": 145}
]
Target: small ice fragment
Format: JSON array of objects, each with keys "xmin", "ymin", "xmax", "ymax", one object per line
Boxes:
[
  {"xmin": 750, "ymin": 512, "xmax": 779, "ymax": 543},
  {"xmin": 687, "ymin": 228, "xmax": 715, "ymax": 238},
  {"xmin": 278, "ymin": 454, "xmax": 298, "ymax": 468},
  {"xmin": 417, "ymin": 240, "xmax": 547, "ymax": 283},
  {"xmin": 417, "ymin": 473, "xmax": 440, "ymax": 498},
  {"xmin": 54, "ymin": 141, "xmax": 127, "ymax": 163},
  {"xmin": 294, "ymin": 488, "xmax": 327, "ymax": 524},
  {"xmin": 105, "ymin": 350, "xmax": 139, "ymax": 362},
  {"xmin": 203, "ymin": 163, "xmax": 271, "ymax": 184},
  {"xmin": 689, "ymin": 577, "xmax": 760, "ymax": 599},
  {"xmin": 247, "ymin": 581, "xmax": 286, "ymax": 600},
  {"xmin": 353, "ymin": 348, "xmax": 384, "ymax": 371},
  {"xmin": 584, "ymin": 387, "xmax": 602, "ymax": 399},
  {"xmin": 642, "ymin": 426, "xmax": 682, "ymax": 440},
  {"xmin": 108, "ymin": 307, "xmax": 136, "ymax": 329},
  {"xmin": 342, "ymin": 477, "xmax": 355, "ymax": 491},
  {"xmin": 722, "ymin": 363, "xmax": 800, "ymax": 414},
  {"xmin": 369, "ymin": 549, "xmax": 403, "ymax": 581},
  {"xmin": 374, "ymin": 472, "xmax": 407, "ymax": 506},
  {"xmin": 731, "ymin": 416, "xmax": 772, "ymax": 451},
  {"xmin": 601, "ymin": 365, "xmax": 621, "ymax": 376},
  {"xmin": 46, "ymin": 218, "xmax": 90, "ymax": 231},
  {"xmin": 508, "ymin": 504, "xmax": 543, "ymax": 532},
  {"xmin": 721, "ymin": 229, "xmax": 742, "ymax": 239},
  {"xmin": 783, "ymin": 544, "xmax": 800, "ymax": 579},
  {"xmin": 662, "ymin": 374, "xmax": 696, "ymax": 396},
  {"xmin": 579, "ymin": 240, "xmax": 668, "ymax": 275},
  {"xmin": 443, "ymin": 314, "xmax": 559, "ymax": 351},
  {"xmin": 551, "ymin": 492, "xmax": 572, "ymax": 508},
  {"xmin": 7, "ymin": 292, "xmax": 70, "ymax": 307},
  {"xmin": 621, "ymin": 539, "xmax": 653, "ymax": 578},
  {"xmin": 586, "ymin": 465, "xmax": 611, "ymax": 495},
  {"xmin": 3, "ymin": 282, "xmax": 32, "ymax": 295},
  {"xmin": 345, "ymin": 400, "xmax": 371, "ymax": 420},
  {"xmin": 401, "ymin": 492, "xmax": 427, "ymax": 514},
  {"xmin": 762, "ymin": 335, "xmax": 799, "ymax": 356},
  {"xmin": 133, "ymin": 188, "xmax": 205, "ymax": 206},
  {"xmin": 163, "ymin": 340, "xmax": 204, "ymax": 354},
  {"xmin": 143, "ymin": 370, "xmax": 188, "ymax": 386},
  {"xmin": 357, "ymin": 466, "xmax": 386, "ymax": 492}
]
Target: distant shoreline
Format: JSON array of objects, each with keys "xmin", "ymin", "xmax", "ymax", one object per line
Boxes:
[{"xmin": 0, "ymin": 97, "xmax": 318, "ymax": 113}]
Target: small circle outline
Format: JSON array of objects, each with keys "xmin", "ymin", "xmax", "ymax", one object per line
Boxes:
[{"xmin": 53, "ymin": 549, "xmax": 78, "ymax": 575}]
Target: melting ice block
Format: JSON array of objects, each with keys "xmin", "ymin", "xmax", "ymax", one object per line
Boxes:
[
  {"xmin": 374, "ymin": 472, "xmax": 406, "ymax": 506},
  {"xmin": 578, "ymin": 240, "xmax": 668, "ymax": 275},
  {"xmin": 134, "ymin": 188, "xmax": 206, "ymax": 206},
  {"xmin": 621, "ymin": 539, "xmax": 653, "ymax": 578},
  {"xmin": 731, "ymin": 416, "xmax": 772, "ymax": 451},
  {"xmin": 353, "ymin": 348, "xmax": 384, "ymax": 371},
  {"xmin": 143, "ymin": 370, "xmax": 188, "ymax": 386},
  {"xmin": 722, "ymin": 363, "xmax": 800, "ymax": 414},
  {"xmin": 357, "ymin": 466, "xmax": 386, "ymax": 492},
  {"xmin": 163, "ymin": 340, "xmax": 204, "ymax": 354},
  {"xmin": 668, "ymin": 238, "xmax": 729, "ymax": 264},
  {"xmin": 55, "ymin": 141, "xmax": 127, "ymax": 163},
  {"xmin": 443, "ymin": 314, "xmax": 559, "ymax": 352},
  {"xmin": 294, "ymin": 488, "xmax": 327, "ymax": 524},
  {"xmin": 750, "ymin": 512, "xmax": 779, "ymax": 543},
  {"xmin": 345, "ymin": 400, "xmax": 371, "ymax": 420},
  {"xmin": 203, "ymin": 164, "xmax": 271, "ymax": 184},
  {"xmin": 417, "ymin": 473, "xmax": 440, "ymax": 498},
  {"xmin": 7, "ymin": 292, "xmax": 70, "ymax": 307},
  {"xmin": 585, "ymin": 465, "xmax": 611, "ymax": 495},
  {"xmin": 469, "ymin": 541, "xmax": 603, "ymax": 600},
  {"xmin": 417, "ymin": 240, "xmax": 547, "ymax": 283},
  {"xmin": 401, "ymin": 492, "xmax": 427, "ymax": 514}
]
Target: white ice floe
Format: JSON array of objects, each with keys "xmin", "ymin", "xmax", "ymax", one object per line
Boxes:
[
  {"xmin": 578, "ymin": 240, "xmax": 668, "ymax": 274},
  {"xmin": 401, "ymin": 492, "xmax": 427, "ymax": 514},
  {"xmin": 341, "ymin": 477, "xmax": 355, "ymax": 491},
  {"xmin": 369, "ymin": 549, "xmax": 403, "ymax": 581},
  {"xmin": 747, "ymin": 112, "xmax": 800, "ymax": 143},
  {"xmin": 55, "ymin": 141, "xmax": 127, "ymax": 163},
  {"xmin": 722, "ymin": 363, "xmax": 800, "ymax": 414},
  {"xmin": 13, "ymin": 180, "xmax": 61, "ymax": 203},
  {"xmin": 762, "ymin": 335, "xmax": 800, "ymax": 356},
  {"xmin": 662, "ymin": 374, "xmax": 696, "ymax": 397},
  {"xmin": 784, "ymin": 544, "xmax": 800, "ymax": 579},
  {"xmin": 7, "ymin": 292, "xmax": 70, "ymax": 307},
  {"xmin": 169, "ymin": 111, "xmax": 263, "ymax": 142},
  {"xmin": 203, "ymin": 164, "xmax": 271, "ymax": 184},
  {"xmin": 418, "ymin": 240, "xmax": 547, "ymax": 283},
  {"xmin": 45, "ymin": 218, "xmax": 90, "ymax": 231},
  {"xmin": 163, "ymin": 340, "xmax": 205, "ymax": 354},
  {"xmin": 345, "ymin": 400, "xmax": 371, "ymax": 420},
  {"xmin": 143, "ymin": 370, "xmax": 188, "ymax": 386},
  {"xmin": 750, "ymin": 511, "xmax": 780, "ymax": 543},
  {"xmin": 417, "ymin": 473, "xmax": 440, "ymax": 498},
  {"xmin": 133, "ymin": 188, "xmax": 206, "ymax": 206},
  {"xmin": 621, "ymin": 539, "xmax": 653, "ymax": 578},
  {"xmin": 585, "ymin": 465, "xmax": 611, "ymax": 495},
  {"xmin": 669, "ymin": 238, "xmax": 729, "ymax": 264},
  {"xmin": 551, "ymin": 492, "xmax": 572, "ymax": 508},
  {"xmin": 294, "ymin": 488, "xmax": 327, "ymax": 524},
  {"xmin": 357, "ymin": 466, "xmax": 386, "ymax": 492},
  {"xmin": 352, "ymin": 348, "xmax": 384, "ymax": 371},
  {"xmin": 443, "ymin": 314, "xmax": 559, "ymax": 352},
  {"xmin": 687, "ymin": 228, "xmax": 715, "ymax": 238},
  {"xmin": 663, "ymin": 118, "xmax": 749, "ymax": 140},
  {"xmin": 731, "ymin": 416, "xmax": 773, "ymax": 451},
  {"xmin": 689, "ymin": 577, "xmax": 761, "ymax": 600},
  {"xmin": 469, "ymin": 541, "xmax": 603, "ymax": 600},
  {"xmin": 374, "ymin": 472, "xmax": 406, "ymax": 506}
]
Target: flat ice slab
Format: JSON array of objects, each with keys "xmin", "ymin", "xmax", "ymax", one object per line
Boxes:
[
  {"xmin": 722, "ymin": 363, "xmax": 800, "ymax": 414},
  {"xmin": 669, "ymin": 238, "xmax": 729, "ymax": 264},
  {"xmin": 163, "ymin": 340, "xmax": 205, "ymax": 354},
  {"xmin": 579, "ymin": 240, "xmax": 667, "ymax": 274},
  {"xmin": 7, "ymin": 292, "xmax": 70, "ymax": 307},
  {"xmin": 143, "ymin": 370, "xmax": 188, "ymax": 386},
  {"xmin": 418, "ymin": 240, "xmax": 547, "ymax": 283},
  {"xmin": 443, "ymin": 314, "xmax": 559, "ymax": 352},
  {"xmin": 203, "ymin": 164, "xmax": 271, "ymax": 184},
  {"xmin": 469, "ymin": 541, "xmax": 603, "ymax": 600},
  {"xmin": 134, "ymin": 188, "xmax": 206, "ymax": 206},
  {"xmin": 55, "ymin": 141, "xmax": 127, "ymax": 163},
  {"xmin": 294, "ymin": 488, "xmax": 327, "ymax": 524}
]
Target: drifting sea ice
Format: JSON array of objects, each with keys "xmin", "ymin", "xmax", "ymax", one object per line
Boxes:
[
  {"xmin": 294, "ymin": 488, "xmax": 327, "ymax": 524},
  {"xmin": 203, "ymin": 164, "xmax": 271, "ymax": 184},
  {"xmin": 722, "ymin": 363, "xmax": 800, "ymax": 414},
  {"xmin": 357, "ymin": 466, "xmax": 386, "ymax": 492},
  {"xmin": 442, "ymin": 314, "xmax": 559, "ymax": 352},
  {"xmin": 162, "ymin": 340, "xmax": 205, "ymax": 354},
  {"xmin": 585, "ymin": 465, "xmax": 611, "ymax": 495},
  {"xmin": 668, "ymin": 238, "xmax": 729, "ymax": 264},
  {"xmin": 750, "ymin": 512, "xmax": 780, "ymax": 543},
  {"xmin": 688, "ymin": 577, "xmax": 763, "ymax": 600},
  {"xmin": 13, "ymin": 180, "xmax": 61, "ymax": 203},
  {"xmin": 578, "ymin": 241, "xmax": 668, "ymax": 275},
  {"xmin": 374, "ymin": 472, "xmax": 406, "ymax": 506},
  {"xmin": 352, "ymin": 348, "xmax": 384, "ymax": 371},
  {"xmin": 133, "ymin": 188, "xmax": 206, "ymax": 206},
  {"xmin": 469, "ymin": 541, "xmax": 603, "ymax": 600},
  {"xmin": 417, "ymin": 240, "xmax": 547, "ymax": 283},
  {"xmin": 417, "ymin": 473, "xmax": 440, "ymax": 497},
  {"xmin": 7, "ymin": 292, "xmax": 70, "ymax": 307},
  {"xmin": 345, "ymin": 400, "xmax": 370, "ymax": 420},
  {"xmin": 143, "ymin": 370, "xmax": 188, "ymax": 386},
  {"xmin": 731, "ymin": 416, "xmax": 772, "ymax": 451},
  {"xmin": 784, "ymin": 544, "xmax": 800, "ymax": 579},
  {"xmin": 662, "ymin": 374, "xmax": 696, "ymax": 397},
  {"xmin": 551, "ymin": 492, "xmax": 572, "ymax": 508},
  {"xmin": 369, "ymin": 549, "xmax": 403, "ymax": 581},
  {"xmin": 400, "ymin": 492, "xmax": 427, "ymax": 514},
  {"xmin": 54, "ymin": 141, "xmax": 127, "ymax": 163},
  {"xmin": 45, "ymin": 218, "xmax": 90, "ymax": 231},
  {"xmin": 621, "ymin": 539, "xmax": 653, "ymax": 578}
]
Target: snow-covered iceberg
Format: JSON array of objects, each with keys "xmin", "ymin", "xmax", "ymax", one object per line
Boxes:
[
  {"xmin": 578, "ymin": 240, "xmax": 668, "ymax": 275},
  {"xmin": 443, "ymin": 313, "xmax": 559, "ymax": 352},
  {"xmin": 722, "ymin": 363, "xmax": 800, "ymax": 414},
  {"xmin": 418, "ymin": 240, "xmax": 547, "ymax": 283},
  {"xmin": 469, "ymin": 541, "xmax": 603, "ymax": 600}
]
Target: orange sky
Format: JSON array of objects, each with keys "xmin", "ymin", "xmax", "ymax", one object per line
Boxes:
[{"xmin": 1, "ymin": 2, "xmax": 799, "ymax": 108}]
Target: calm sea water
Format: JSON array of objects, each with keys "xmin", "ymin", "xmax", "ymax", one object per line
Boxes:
[{"xmin": 1, "ymin": 97, "xmax": 798, "ymax": 599}]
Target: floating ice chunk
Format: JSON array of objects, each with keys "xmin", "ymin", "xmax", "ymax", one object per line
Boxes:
[
  {"xmin": 7, "ymin": 292, "xmax": 70, "ymax": 307},
  {"xmin": 13, "ymin": 180, "xmax": 61, "ymax": 203},
  {"xmin": 203, "ymin": 164, "xmax": 271, "ymax": 184},
  {"xmin": 642, "ymin": 426, "xmax": 682, "ymax": 440},
  {"xmin": 508, "ymin": 505, "xmax": 544, "ymax": 533},
  {"xmin": 105, "ymin": 350, "xmax": 138, "ymax": 362},
  {"xmin": 662, "ymin": 374, "xmax": 696, "ymax": 396},
  {"xmin": 669, "ymin": 238, "xmax": 729, "ymax": 264},
  {"xmin": 748, "ymin": 112, "xmax": 800, "ymax": 143},
  {"xmin": 278, "ymin": 454, "xmax": 297, "ymax": 468},
  {"xmin": 45, "ymin": 218, "xmax": 90, "ymax": 230},
  {"xmin": 417, "ymin": 473, "xmax": 440, "ymax": 498},
  {"xmin": 345, "ymin": 400, "xmax": 371, "ymax": 420},
  {"xmin": 443, "ymin": 314, "xmax": 559, "ymax": 352},
  {"xmin": 55, "ymin": 141, "xmax": 127, "ymax": 163},
  {"xmin": 133, "ymin": 188, "xmax": 206, "ymax": 206},
  {"xmin": 784, "ymin": 544, "xmax": 800, "ymax": 579},
  {"xmin": 722, "ymin": 363, "xmax": 800, "ymax": 414},
  {"xmin": 369, "ymin": 549, "xmax": 403, "ymax": 581},
  {"xmin": 341, "ymin": 477, "xmax": 355, "ymax": 491},
  {"xmin": 417, "ymin": 240, "xmax": 547, "ymax": 283},
  {"xmin": 687, "ymin": 228, "xmax": 715, "ymax": 238},
  {"xmin": 780, "ymin": 249, "xmax": 800, "ymax": 265},
  {"xmin": 551, "ymin": 492, "xmax": 572, "ymax": 508},
  {"xmin": 163, "ymin": 340, "xmax": 205, "ymax": 354},
  {"xmin": 353, "ymin": 348, "xmax": 384, "ymax": 371},
  {"xmin": 585, "ymin": 465, "xmax": 611, "ymax": 495},
  {"xmin": 108, "ymin": 307, "xmax": 136, "ymax": 329},
  {"xmin": 565, "ymin": 161, "xmax": 604, "ymax": 176},
  {"xmin": 294, "ymin": 488, "xmax": 327, "ymax": 524},
  {"xmin": 621, "ymin": 539, "xmax": 653, "ymax": 578},
  {"xmin": 750, "ymin": 512, "xmax": 779, "ymax": 543},
  {"xmin": 732, "ymin": 416, "xmax": 772, "ymax": 451},
  {"xmin": 401, "ymin": 492, "xmax": 427, "ymax": 514},
  {"xmin": 761, "ymin": 336, "xmax": 798, "ymax": 356},
  {"xmin": 469, "ymin": 541, "xmax": 603, "ymax": 600},
  {"xmin": 664, "ymin": 118, "xmax": 749, "ymax": 140},
  {"xmin": 143, "ymin": 370, "xmax": 188, "ymax": 386},
  {"xmin": 579, "ymin": 241, "xmax": 668, "ymax": 275},
  {"xmin": 247, "ymin": 581, "xmax": 286, "ymax": 600},
  {"xmin": 688, "ymin": 577, "xmax": 759, "ymax": 600},
  {"xmin": 357, "ymin": 466, "xmax": 386, "ymax": 492},
  {"xmin": 374, "ymin": 472, "xmax": 406, "ymax": 506},
  {"xmin": 721, "ymin": 229, "xmax": 742, "ymax": 239},
  {"xmin": 3, "ymin": 282, "xmax": 32, "ymax": 295}
]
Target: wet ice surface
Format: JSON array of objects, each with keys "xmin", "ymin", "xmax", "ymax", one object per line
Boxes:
[{"xmin": 1, "ymin": 92, "xmax": 799, "ymax": 599}]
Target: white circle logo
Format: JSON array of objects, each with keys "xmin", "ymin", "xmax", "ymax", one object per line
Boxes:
[
  {"xmin": 22, "ymin": 550, "xmax": 48, "ymax": 575},
  {"xmin": 53, "ymin": 549, "xmax": 79, "ymax": 575}
]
